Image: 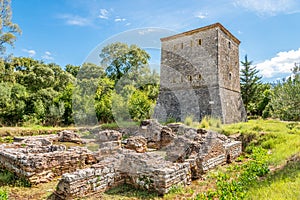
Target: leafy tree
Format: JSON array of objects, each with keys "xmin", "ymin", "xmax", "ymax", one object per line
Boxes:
[
  {"xmin": 0, "ymin": 0, "xmax": 21, "ymax": 54},
  {"xmin": 94, "ymin": 77, "xmax": 115, "ymax": 123},
  {"xmin": 99, "ymin": 42, "xmax": 150, "ymax": 81},
  {"xmin": 128, "ymin": 89, "xmax": 153, "ymax": 121},
  {"xmin": 65, "ymin": 64, "xmax": 80, "ymax": 77},
  {"xmin": 240, "ymin": 55, "xmax": 262, "ymax": 115},
  {"xmin": 270, "ymin": 66, "xmax": 300, "ymax": 121}
]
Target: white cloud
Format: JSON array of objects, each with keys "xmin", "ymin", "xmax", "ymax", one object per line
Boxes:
[
  {"xmin": 114, "ymin": 18, "xmax": 126, "ymax": 22},
  {"xmin": 22, "ymin": 49, "xmax": 36, "ymax": 57},
  {"xmin": 195, "ymin": 12, "xmax": 208, "ymax": 19},
  {"xmin": 42, "ymin": 51, "xmax": 54, "ymax": 60},
  {"xmin": 233, "ymin": 0, "xmax": 300, "ymax": 15},
  {"xmin": 59, "ymin": 14, "xmax": 91, "ymax": 26},
  {"xmin": 99, "ymin": 9, "xmax": 109, "ymax": 19},
  {"xmin": 256, "ymin": 48, "xmax": 300, "ymax": 78},
  {"xmin": 138, "ymin": 28, "xmax": 157, "ymax": 35}
]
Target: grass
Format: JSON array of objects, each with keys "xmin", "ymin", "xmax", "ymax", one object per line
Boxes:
[
  {"xmin": 247, "ymin": 155, "xmax": 300, "ymax": 199},
  {"xmin": 101, "ymin": 184, "xmax": 159, "ymax": 200},
  {"xmin": 222, "ymin": 119, "xmax": 300, "ymax": 165},
  {"xmin": 0, "ymin": 125, "xmax": 77, "ymax": 137}
]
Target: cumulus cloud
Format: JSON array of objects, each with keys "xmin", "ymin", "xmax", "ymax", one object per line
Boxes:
[
  {"xmin": 22, "ymin": 49, "xmax": 36, "ymax": 57},
  {"xmin": 59, "ymin": 14, "xmax": 91, "ymax": 26},
  {"xmin": 99, "ymin": 9, "xmax": 109, "ymax": 19},
  {"xmin": 256, "ymin": 48, "xmax": 300, "ymax": 78},
  {"xmin": 233, "ymin": 0, "xmax": 300, "ymax": 15},
  {"xmin": 42, "ymin": 51, "xmax": 54, "ymax": 60}
]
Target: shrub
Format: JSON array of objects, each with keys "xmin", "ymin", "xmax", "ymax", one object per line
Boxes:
[
  {"xmin": 0, "ymin": 188, "xmax": 8, "ymax": 200},
  {"xmin": 199, "ymin": 116, "xmax": 209, "ymax": 128},
  {"xmin": 184, "ymin": 115, "xmax": 194, "ymax": 126}
]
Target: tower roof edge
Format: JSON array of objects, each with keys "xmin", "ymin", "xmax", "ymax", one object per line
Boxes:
[{"xmin": 160, "ymin": 23, "xmax": 240, "ymax": 45}]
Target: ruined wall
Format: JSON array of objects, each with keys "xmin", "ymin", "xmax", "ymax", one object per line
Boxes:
[
  {"xmin": 56, "ymin": 150, "xmax": 191, "ymax": 198},
  {"xmin": 0, "ymin": 145, "xmax": 96, "ymax": 184},
  {"xmin": 55, "ymin": 156, "xmax": 125, "ymax": 199}
]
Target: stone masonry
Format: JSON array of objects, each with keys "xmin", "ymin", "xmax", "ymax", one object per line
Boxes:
[
  {"xmin": 55, "ymin": 120, "xmax": 242, "ymax": 198},
  {"xmin": 154, "ymin": 23, "xmax": 247, "ymax": 124},
  {"xmin": 0, "ymin": 120, "xmax": 241, "ymax": 198}
]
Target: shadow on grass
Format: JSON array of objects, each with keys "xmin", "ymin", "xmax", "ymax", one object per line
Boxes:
[
  {"xmin": 104, "ymin": 184, "xmax": 160, "ymax": 199},
  {"xmin": 0, "ymin": 169, "xmax": 31, "ymax": 187}
]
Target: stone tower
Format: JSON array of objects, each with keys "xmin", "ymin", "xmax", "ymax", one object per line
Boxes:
[{"xmin": 154, "ymin": 23, "xmax": 246, "ymax": 124}]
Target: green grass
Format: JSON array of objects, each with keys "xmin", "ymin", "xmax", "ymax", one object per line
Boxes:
[
  {"xmin": 247, "ymin": 155, "xmax": 300, "ymax": 199},
  {"xmin": 0, "ymin": 188, "xmax": 8, "ymax": 200},
  {"xmin": 222, "ymin": 119, "xmax": 300, "ymax": 165},
  {"xmin": 0, "ymin": 125, "xmax": 76, "ymax": 137},
  {"xmin": 0, "ymin": 169, "xmax": 31, "ymax": 187}
]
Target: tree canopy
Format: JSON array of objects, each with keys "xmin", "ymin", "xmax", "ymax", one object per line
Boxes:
[
  {"xmin": 99, "ymin": 42, "xmax": 150, "ymax": 81},
  {"xmin": 0, "ymin": 0, "xmax": 21, "ymax": 54}
]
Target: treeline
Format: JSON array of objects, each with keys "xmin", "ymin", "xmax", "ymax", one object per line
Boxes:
[
  {"xmin": 0, "ymin": 42, "xmax": 159, "ymax": 126},
  {"xmin": 240, "ymin": 56, "xmax": 300, "ymax": 121}
]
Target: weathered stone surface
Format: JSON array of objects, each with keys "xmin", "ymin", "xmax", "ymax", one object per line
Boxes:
[
  {"xmin": 124, "ymin": 136, "xmax": 147, "ymax": 153},
  {"xmin": 95, "ymin": 130, "xmax": 122, "ymax": 143},
  {"xmin": 135, "ymin": 119, "xmax": 176, "ymax": 149},
  {"xmin": 154, "ymin": 23, "xmax": 247, "ymax": 124},
  {"xmin": 55, "ymin": 149, "xmax": 191, "ymax": 198},
  {"xmin": 0, "ymin": 144, "xmax": 96, "ymax": 184},
  {"xmin": 22, "ymin": 138, "xmax": 52, "ymax": 147},
  {"xmin": 57, "ymin": 130, "xmax": 83, "ymax": 144}
]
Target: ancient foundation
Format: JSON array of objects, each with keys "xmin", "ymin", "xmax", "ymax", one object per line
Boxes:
[{"xmin": 0, "ymin": 120, "xmax": 242, "ymax": 198}]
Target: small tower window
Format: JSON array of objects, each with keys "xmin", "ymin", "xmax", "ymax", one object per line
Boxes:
[
  {"xmin": 198, "ymin": 39, "xmax": 202, "ymax": 45},
  {"xmin": 228, "ymin": 41, "xmax": 231, "ymax": 49},
  {"xmin": 188, "ymin": 75, "xmax": 192, "ymax": 82},
  {"xmin": 198, "ymin": 74, "xmax": 202, "ymax": 80},
  {"xmin": 229, "ymin": 72, "xmax": 232, "ymax": 80},
  {"xmin": 181, "ymin": 42, "xmax": 183, "ymax": 49}
]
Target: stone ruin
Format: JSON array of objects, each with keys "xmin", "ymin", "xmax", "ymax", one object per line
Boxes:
[{"xmin": 0, "ymin": 120, "xmax": 242, "ymax": 199}]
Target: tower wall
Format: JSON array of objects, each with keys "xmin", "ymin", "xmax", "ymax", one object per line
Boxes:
[{"xmin": 154, "ymin": 23, "xmax": 246, "ymax": 123}]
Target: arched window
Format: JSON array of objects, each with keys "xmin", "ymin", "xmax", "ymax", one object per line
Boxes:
[{"xmin": 188, "ymin": 75, "xmax": 192, "ymax": 82}]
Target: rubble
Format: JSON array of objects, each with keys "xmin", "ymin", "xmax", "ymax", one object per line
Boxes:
[{"xmin": 0, "ymin": 120, "xmax": 242, "ymax": 198}]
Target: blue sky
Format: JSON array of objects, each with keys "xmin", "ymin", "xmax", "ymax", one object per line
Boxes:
[{"xmin": 7, "ymin": 0, "xmax": 300, "ymax": 82}]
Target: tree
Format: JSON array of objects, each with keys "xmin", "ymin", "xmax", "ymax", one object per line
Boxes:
[
  {"xmin": 270, "ymin": 66, "xmax": 300, "ymax": 121},
  {"xmin": 240, "ymin": 55, "xmax": 262, "ymax": 115},
  {"xmin": 65, "ymin": 64, "xmax": 80, "ymax": 77},
  {"xmin": 0, "ymin": 0, "xmax": 21, "ymax": 54},
  {"xmin": 99, "ymin": 42, "xmax": 150, "ymax": 81}
]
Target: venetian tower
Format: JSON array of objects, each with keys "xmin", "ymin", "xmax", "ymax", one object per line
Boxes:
[{"xmin": 154, "ymin": 23, "xmax": 246, "ymax": 124}]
